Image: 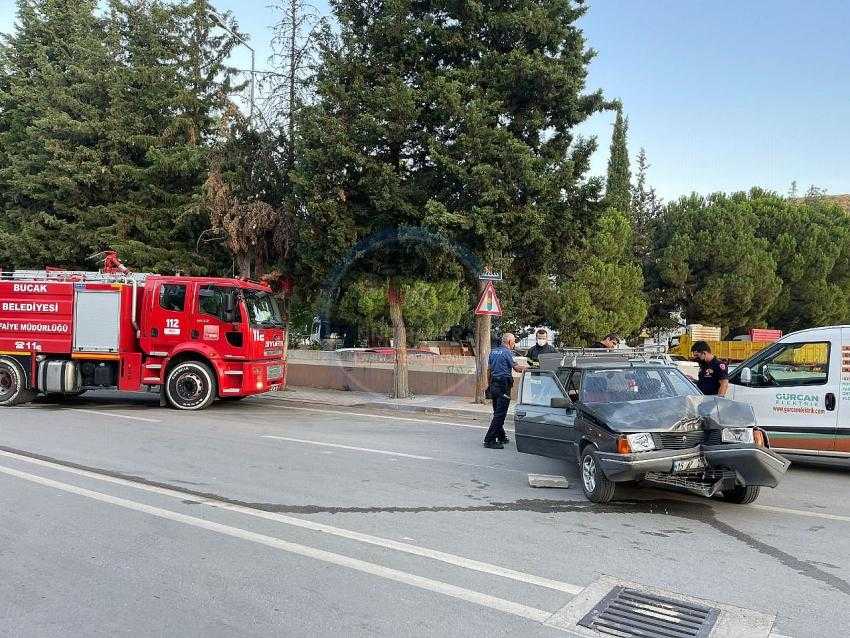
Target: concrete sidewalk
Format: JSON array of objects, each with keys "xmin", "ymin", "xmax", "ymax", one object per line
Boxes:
[{"xmin": 268, "ymin": 386, "xmax": 506, "ymax": 419}]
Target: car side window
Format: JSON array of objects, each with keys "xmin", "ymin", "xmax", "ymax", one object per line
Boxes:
[
  {"xmin": 521, "ymin": 373, "xmax": 566, "ymax": 406},
  {"xmin": 159, "ymin": 284, "xmax": 186, "ymax": 312},
  {"xmin": 746, "ymin": 342, "xmax": 830, "ymax": 387},
  {"xmin": 566, "ymin": 371, "xmax": 582, "ymax": 402}
]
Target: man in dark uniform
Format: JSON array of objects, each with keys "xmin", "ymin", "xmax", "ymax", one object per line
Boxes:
[
  {"xmin": 483, "ymin": 333, "xmax": 528, "ymax": 449},
  {"xmin": 691, "ymin": 341, "xmax": 729, "ymax": 396},
  {"xmin": 591, "ymin": 333, "xmax": 620, "ymax": 349},
  {"xmin": 525, "ymin": 328, "xmax": 556, "ymax": 366}
]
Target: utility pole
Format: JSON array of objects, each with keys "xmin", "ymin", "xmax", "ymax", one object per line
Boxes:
[{"xmin": 207, "ymin": 6, "xmax": 255, "ymax": 125}]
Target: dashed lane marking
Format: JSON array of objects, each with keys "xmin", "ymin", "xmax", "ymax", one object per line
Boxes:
[
  {"xmin": 260, "ymin": 435, "xmax": 434, "ymax": 460},
  {"xmin": 70, "ymin": 409, "xmax": 161, "ymax": 423}
]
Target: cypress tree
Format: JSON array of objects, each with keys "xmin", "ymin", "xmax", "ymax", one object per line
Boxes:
[{"xmin": 605, "ymin": 107, "xmax": 631, "ymax": 214}]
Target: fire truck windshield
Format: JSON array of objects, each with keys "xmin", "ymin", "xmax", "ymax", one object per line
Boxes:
[{"xmin": 243, "ymin": 290, "xmax": 284, "ymax": 328}]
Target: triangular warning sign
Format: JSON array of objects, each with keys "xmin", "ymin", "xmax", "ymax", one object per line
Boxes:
[{"xmin": 475, "ymin": 281, "xmax": 502, "ymax": 316}]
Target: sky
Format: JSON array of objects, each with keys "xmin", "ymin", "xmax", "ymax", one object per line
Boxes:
[{"xmin": 1, "ymin": 0, "xmax": 849, "ymax": 201}]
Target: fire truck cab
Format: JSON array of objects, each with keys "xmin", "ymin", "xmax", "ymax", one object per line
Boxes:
[{"xmin": 0, "ymin": 264, "xmax": 286, "ymax": 410}]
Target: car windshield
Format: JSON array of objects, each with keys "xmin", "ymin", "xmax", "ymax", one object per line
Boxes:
[
  {"xmin": 242, "ymin": 290, "xmax": 284, "ymax": 328},
  {"xmin": 581, "ymin": 367, "xmax": 700, "ymax": 404}
]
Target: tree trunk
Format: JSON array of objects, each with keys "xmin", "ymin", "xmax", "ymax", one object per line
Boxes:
[
  {"xmin": 387, "ymin": 281, "xmax": 410, "ymax": 399},
  {"xmin": 473, "ymin": 280, "xmax": 491, "ymax": 404},
  {"xmin": 236, "ymin": 253, "xmax": 251, "ymax": 279}
]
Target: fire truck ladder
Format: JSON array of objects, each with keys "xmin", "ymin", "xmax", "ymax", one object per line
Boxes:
[{"xmin": 1, "ymin": 270, "xmax": 150, "ymax": 283}]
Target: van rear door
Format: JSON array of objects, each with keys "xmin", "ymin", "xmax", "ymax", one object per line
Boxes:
[
  {"xmin": 837, "ymin": 328, "xmax": 850, "ymax": 455},
  {"xmin": 728, "ymin": 328, "xmax": 840, "ymax": 455}
]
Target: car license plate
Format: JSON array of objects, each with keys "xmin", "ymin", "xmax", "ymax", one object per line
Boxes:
[
  {"xmin": 267, "ymin": 365, "xmax": 283, "ymax": 381},
  {"xmin": 268, "ymin": 384, "xmax": 281, "ymax": 392},
  {"xmin": 673, "ymin": 456, "xmax": 705, "ymax": 473}
]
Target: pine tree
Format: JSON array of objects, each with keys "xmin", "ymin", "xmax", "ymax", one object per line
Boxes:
[
  {"xmin": 297, "ymin": 0, "xmax": 606, "ymax": 399},
  {"xmin": 409, "ymin": 0, "xmax": 607, "ymax": 399},
  {"xmin": 0, "ymin": 0, "xmax": 114, "ymax": 268},
  {"xmin": 545, "ymin": 209, "xmax": 647, "ymax": 344},
  {"xmin": 0, "ymin": 0, "xmax": 244, "ymax": 274},
  {"xmin": 605, "ymin": 107, "xmax": 631, "ymax": 214}
]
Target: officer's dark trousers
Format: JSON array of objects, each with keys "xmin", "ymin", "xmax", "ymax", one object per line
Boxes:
[{"xmin": 484, "ymin": 378, "xmax": 512, "ymax": 443}]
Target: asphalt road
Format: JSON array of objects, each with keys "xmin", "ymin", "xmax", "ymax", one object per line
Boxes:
[{"xmin": 1, "ymin": 391, "xmax": 848, "ymax": 637}]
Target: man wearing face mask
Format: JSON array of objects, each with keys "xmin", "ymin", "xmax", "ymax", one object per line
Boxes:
[{"xmin": 525, "ymin": 328, "xmax": 556, "ymax": 366}]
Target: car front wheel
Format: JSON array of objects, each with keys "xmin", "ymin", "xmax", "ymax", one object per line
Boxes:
[
  {"xmin": 580, "ymin": 448, "xmax": 616, "ymax": 504},
  {"xmin": 721, "ymin": 484, "xmax": 760, "ymax": 505}
]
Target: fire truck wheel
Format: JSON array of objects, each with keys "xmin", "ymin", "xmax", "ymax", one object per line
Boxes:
[
  {"xmin": 165, "ymin": 361, "xmax": 217, "ymax": 411},
  {"xmin": 0, "ymin": 357, "xmax": 35, "ymax": 407}
]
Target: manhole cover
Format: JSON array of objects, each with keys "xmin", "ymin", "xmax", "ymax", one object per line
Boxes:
[{"xmin": 578, "ymin": 586, "xmax": 719, "ymax": 638}]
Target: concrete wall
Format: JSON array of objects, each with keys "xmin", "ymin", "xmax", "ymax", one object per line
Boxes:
[
  {"xmin": 285, "ymin": 349, "xmax": 519, "ymax": 399},
  {"xmin": 286, "ymin": 363, "xmax": 477, "ymax": 397}
]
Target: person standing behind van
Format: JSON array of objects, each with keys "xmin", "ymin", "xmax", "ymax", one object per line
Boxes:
[{"xmin": 691, "ymin": 341, "xmax": 729, "ymax": 396}]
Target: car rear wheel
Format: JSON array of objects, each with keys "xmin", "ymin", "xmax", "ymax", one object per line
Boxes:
[
  {"xmin": 0, "ymin": 357, "xmax": 35, "ymax": 407},
  {"xmin": 165, "ymin": 361, "xmax": 217, "ymax": 411},
  {"xmin": 580, "ymin": 448, "xmax": 616, "ymax": 504},
  {"xmin": 720, "ymin": 484, "xmax": 760, "ymax": 504}
]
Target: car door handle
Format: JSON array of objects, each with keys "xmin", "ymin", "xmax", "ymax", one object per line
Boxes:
[
  {"xmin": 826, "ymin": 393, "xmax": 836, "ymax": 411},
  {"xmin": 515, "ymin": 411, "xmax": 527, "ymax": 418}
]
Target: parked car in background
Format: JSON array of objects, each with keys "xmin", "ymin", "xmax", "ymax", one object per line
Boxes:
[{"xmin": 514, "ymin": 350, "xmax": 790, "ymax": 503}]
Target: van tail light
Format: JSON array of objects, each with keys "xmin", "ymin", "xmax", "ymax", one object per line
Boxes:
[
  {"xmin": 754, "ymin": 428, "xmax": 768, "ymax": 448},
  {"xmin": 617, "ymin": 437, "xmax": 632, "ymax": 454}
]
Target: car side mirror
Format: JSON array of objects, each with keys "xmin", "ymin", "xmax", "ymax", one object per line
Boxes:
[
  {"xmin": 550, "ymin": 397, "xmax": 571, "ymax": 409},
  {"xmin": 740, "ymin": 367, "xmax": 752, "ymax": 385}
]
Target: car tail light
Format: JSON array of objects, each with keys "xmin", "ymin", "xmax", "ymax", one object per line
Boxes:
[{"xmin": 617, "ymin": 437, "xmax": 632, "ymax": 454}]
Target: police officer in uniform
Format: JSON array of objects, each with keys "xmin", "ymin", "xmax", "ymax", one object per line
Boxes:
[
  {"xmin": 483, "ymin": 333, "xmax": 527, "ymax": 449},
  {"xmin": 691, "ymin": 341, "xmax": 729, "ymax": 396},
  {"xmin": 525, "ymin": 328, "xmax": 556, "ymax": 366}
]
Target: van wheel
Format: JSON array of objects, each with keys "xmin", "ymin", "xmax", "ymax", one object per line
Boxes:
[
  {"xmin": 0, "ymin": 357, "xmax": 35, "ymax": 407},
  {"xmin": 721, "ymin": 485, "xmax": 760, "ymax": 505},
  {"xmin": 165, "ymin": 361, "xmax": 217, "ymax": 411},
  {"xmin": 580, "ymin": 448, "xmax": 616, "ymax": 504}
]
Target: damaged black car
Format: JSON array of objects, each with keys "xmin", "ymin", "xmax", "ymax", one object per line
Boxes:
[{"xmin": 514, "ymin": 352, "xmax": 790, "ymax": 504}]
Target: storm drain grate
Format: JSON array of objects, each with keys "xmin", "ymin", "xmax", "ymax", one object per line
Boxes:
[{"xmin": 578, "ymin": 586, "xmax": 720, "ymax": 638}]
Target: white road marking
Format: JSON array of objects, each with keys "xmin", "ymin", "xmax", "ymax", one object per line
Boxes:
[
  {"xmin": 263, "ymin": 401, "xmax": 515, "ymax": 433},
  {"xmin": 0, "ymin": 462, "xmax": 556, "ymax": 624},
  {"xmin": 70, "ymin": 409, "xmax": 161, "ymax": 423},
  {"xmin": 0, "ymin": 449, "xmax": 585, "ymax": 595},
  {"xmin": 751, "ymin": 503, "xmax": 850, "ymax": 524},
  {"xmin": 260, "ymin": 435, "xmax": 434, "ymax": 460}
]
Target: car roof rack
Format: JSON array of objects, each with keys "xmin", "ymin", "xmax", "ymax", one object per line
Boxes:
[{"xmin": 537, "ymin": 346, "xmax": 674, "ymax": 371}]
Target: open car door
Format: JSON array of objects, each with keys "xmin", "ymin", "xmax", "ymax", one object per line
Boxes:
[{"xmin": 514, "ymin": 370, "xmax": 577, "ymax": 460}]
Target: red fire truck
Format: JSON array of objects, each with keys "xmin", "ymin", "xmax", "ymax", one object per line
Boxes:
[{"xmin": 0, "ymin": 254, "xmax": 286, "ymax": 410}]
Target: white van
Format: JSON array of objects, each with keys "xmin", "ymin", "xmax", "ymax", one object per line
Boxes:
[{"xmin": 727, "ymin": 326, "xmax": 850, "ymax": 462}]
